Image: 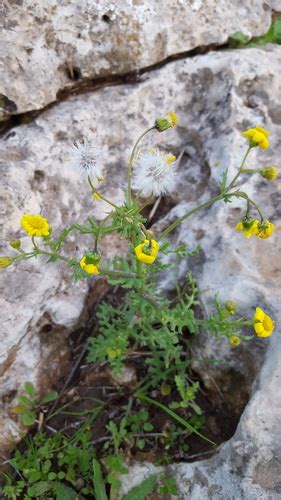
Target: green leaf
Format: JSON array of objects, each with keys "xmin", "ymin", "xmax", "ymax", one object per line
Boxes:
[
  {"xmin": 24, "ymin": 382, "xmax": 36, "ymax": 398},
  {"xmin": 230, "ymin": 31, "xmax": 250, "ymax": 45},
  {"xmin": 22, "ymin": 411, "xmax": 36, "ymax": 426},
  {"xmin": 143, "ymin": 422, "xmax": 153, "ymax": 432},
  {"xmin": 18, "ymin": 395, "xmax": 34, "ymax": 408},
  {"xmin": 53, "ymin": 482, "xmax": 81, "ymax": 500},
  {"xmin": 27, "ymin": 471, "xmax": 42, "ymax": 483},
  {"xmin": 27, "ymin": 481, "xmax": 51, "ymax": 497},
  {"xmin": 123, "ymin": 475, "xmax": 158, "ymax": 500},
  {"xmin": 137, "ymin": 393, "xmax": 216, "ymax": 446},
  {"xmin": 40, "ymin": 391, "xmax": 58, "ymax": 404},
  {"xmin": 92, "ymin": 459, "xmax": 108, "ymax": 500},
  {"xmin": 137, "ymin": 439, "xmax": 145, "ymax": 449}
]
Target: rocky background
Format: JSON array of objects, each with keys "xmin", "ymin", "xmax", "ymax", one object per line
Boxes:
[{"xmin": 1, "ymin": 1, "xmax": 281, "ymax": 498}]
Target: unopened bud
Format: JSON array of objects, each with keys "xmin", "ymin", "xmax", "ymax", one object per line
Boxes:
[
  {"xmin": 225, "ymin": 300, "xmax": 237, "ymax": 315},
  {"xmin": 155, "ymin": 112, "xmax": 178, "ymax": 132},
  {"xmin": 260, "ymin": 166, "xmax": 278, "ymax": 181},
  {"xmin": 228, "ymin": 335, "xmax": 241, "ymax": 347},
  {"xmin": 0, "ymin": 256, "xmax": 14, "ymax": 268},
  {"xmin": 10, "ymin": 239, "xmax": 21, "ymax": 250}
]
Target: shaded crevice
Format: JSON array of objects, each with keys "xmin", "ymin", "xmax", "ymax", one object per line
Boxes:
[{"xmin": 0, "ymin": 41, "xmax": 229, "ymax": 137}]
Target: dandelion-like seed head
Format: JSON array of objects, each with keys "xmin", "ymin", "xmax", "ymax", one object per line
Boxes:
[
  {"xmin": 69, "ymin": 139, "xmax": 104, "ymax": 184},
  {"xmin": 133, "ymin": 148, "xmax": 177, "ymax": 197}
]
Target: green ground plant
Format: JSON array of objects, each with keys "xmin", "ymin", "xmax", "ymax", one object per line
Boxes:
[{"xmin": 1, "ymin": 114, "xmax": 278, "ymax": 498}]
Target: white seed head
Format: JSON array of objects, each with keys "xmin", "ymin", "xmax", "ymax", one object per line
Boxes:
[
  {"xmin": 69, "ymin": 139, "xmax": 104, "ymax": 184},
  {"xmin": 133, "ymin": 148, "xmax": 177, "ymax": 197}
]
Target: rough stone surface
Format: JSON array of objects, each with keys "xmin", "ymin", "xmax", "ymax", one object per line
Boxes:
[
  {"xmin": 0, "ymin": 0, "xmax": 279, "ymax": 118},
  {"xmin": 1, "ymin": 41, "xmax": 281, "ymax": 497}
]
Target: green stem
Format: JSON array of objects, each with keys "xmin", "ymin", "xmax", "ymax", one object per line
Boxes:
[
  {"xmin": 158, "ymin": 194, "xmax": 226, "ymax": 240},
  {"xmin": 235, "ymin": 191, "xmax": 264, "ymax": 220},
  {"xmin": 226, "ymin": 145, "xmax": 251, "ymax": 191},
  {"xmin": 31, "ymin": 236, "xmax": 39, "ymax": 250},
  {"xmin": 127, "ymin": 126, "xmax": 156, "ymax": 207},
  {"xmin": 94, "ymin": 214, "xmax": 112, "ymax": 252},
  {"xmin": 36, "ymin": 249, "xmax": 69, "ymax": 262},
  {"xmin": 101, "ymin": 269, "xmax": 136, "ymax": 279},
  {"xmin": 87, "ymin": 176, "xmax": 118, "ymax": 209}
]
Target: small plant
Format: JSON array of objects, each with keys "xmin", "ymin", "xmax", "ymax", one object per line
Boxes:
[
  {"xmin": 12, "ymin": 382, "xmax": 58, "ymax": 426},
  {"xmin": 229, "ymin": 17, "xmax": 281, "ymax": 48},
  {"xmin": 2, "ymin": 112, "xmax": 278, "ymax": 497}
]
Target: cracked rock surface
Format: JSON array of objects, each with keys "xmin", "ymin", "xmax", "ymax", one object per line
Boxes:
[
  {"xmin": 1, "ymin": 4, "xmax": 281, "ymax": 496},
  {"xmin": 0, "ymin": 0, "xmax": 278, "ymax": 117}
]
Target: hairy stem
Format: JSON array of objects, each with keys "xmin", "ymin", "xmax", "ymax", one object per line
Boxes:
[
  {"xmin": 87, "ymin": 176, "xmax": 118, "ymax": 209},
  {"xmin": 127, "ymin": 126, "xmax": 155, "ymax": 207}
]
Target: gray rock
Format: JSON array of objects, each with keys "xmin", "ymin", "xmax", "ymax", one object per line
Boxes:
[
  {"xmin": 0, "ymin": 0, "xmax": 278, "ymax": 117},
  {"xmin": 1, "ymin": 43, "xmax": 281, "ymax": 499}
]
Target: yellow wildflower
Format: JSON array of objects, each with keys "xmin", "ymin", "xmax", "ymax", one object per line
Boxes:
[
  {"xmin": 21, "ymin": 214, "xmax": 50, "ymax": 237},
  {"xmin": 134, "ymin": 239, "xmax": 159, "ymax": 264},
  {"xmin": 235, "ymin": 218, "xmax": 259, "ymax": 238},
  {"xmin": 260, "ymin": 166, "xmax": 278, "ymax": 181},
  {"xmin": 79, "ymin": 256, "xmax": 100, "ymax": 275},
  {"xmin": 256, "ymin": 220, "xmax": 275, "ymax": 239},
  {"xmin": 0, "ymin": 256, "xmax": 13, "ymax": 268},
  {"xmin": 253, "ymin": 307, "xmax": 274, "ymax": 338},
  {"xmin": 92, "ymin": 193, "xmax": 101, "ymax": 200},
  {"xmin": 242, "ymin": 126, "xmax": 269, "ymax": 150},
  {"xmin": 229, "ymin": 335, "xmax": 241, "ymax": 347},
  {"xmin": 167, "ymin": 112, "xmax": 178, "ymax": 127},
  {"xmin": 155, "ymin": 112, "xmax": 178, "ymax": 132}
]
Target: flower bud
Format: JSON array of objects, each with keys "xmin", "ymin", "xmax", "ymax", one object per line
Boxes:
[
  {"xmin": 155, "ymin": 112, "xmax": 178, "ymax": 132},
  {"xmin": 0, "ymin": 256, "xmax": 14, "ymax": 268},
  {"xmin": 259, "ymin": 166, "xmax": 278, "ymax": 181},
  {"xmin": 10, "ymin": 239, "xmax": 21, "ymax": 250},
  {"xmin": 225, "ymin": 301, "xmax": 237, "ymax": 315},
  {"xmin": 228, "ymin": 335, "xmax": 241, "ymax": 347},
  {"xmin": 84, "ymin": 252, "xmax": 101, "ymax": 265}
]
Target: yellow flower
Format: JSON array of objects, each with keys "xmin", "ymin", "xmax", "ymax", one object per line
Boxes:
[
  {"xmin": 242, "ymin": 126, "xmax": 270, "ymax": 150},
  {"xmin": 134, "ymin": 239, "xmax": 159, "ymax": 264},
  {"xmin": 92, "ymin": 193, "xmax": 101, "ymax": 200},
  {"xmin": 79, "ymin": 256, "xmax": 100, "ymax": 275},
  {"xmin": 256, "ymin": 220, "xmax": 275, "ymax": 239},
  {"xmin": 166, "ymin": 153, "xmax": 177, "ymax": 165},
  {"xmin": 21, "ymin": 214, "xmax": 50, "ymax": 237},
  {"xmin": 0, "ymin": 256, "xmax": 13, "ymax": 268},
  {"xmin": 260, "ymin": 166, "xmax": 278, "ymax": 181},
  {"xmin": 155, "ymin": 112, "xmax": 178, "ymax": 132},
  {"xmin": 235, "ymin": 218, "xmax": 259, "ymax": 238},
  {"xmin": 253, "ymin": 307, "xmax": 274, "ymax": 338},
  {"xmin": 229, "ymin": 335, "xmax": 241, "ymax": 347},
  {"xmin": 167, "ymin": 112, "xmax": 178, "ymax": 127}
]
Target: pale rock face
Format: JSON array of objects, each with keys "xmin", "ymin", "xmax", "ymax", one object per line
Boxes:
[
  {"xmin": 0, "ymin": 0, "xmax": 278, "ymax": 117},
  {"xmin": 1, "ymin": 32, "xmax": 281, "ymax": 498}
]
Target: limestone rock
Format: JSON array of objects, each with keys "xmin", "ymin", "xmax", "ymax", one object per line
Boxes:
[
  {"xmin": 1, "ymin": 44, "xmax": 281, "ymax": 499},
  {"xmin": 0, "ymin": 0, "xmax": 278, "ymax": 118}
]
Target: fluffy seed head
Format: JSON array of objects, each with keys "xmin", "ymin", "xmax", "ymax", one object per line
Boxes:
[
  {"xmin": 69, "ymin": 139, "xmax": 104, "ymax": 184},
  {"xmin": 133, "ymin": 148, "xmax": 177, "ymax": 197}
]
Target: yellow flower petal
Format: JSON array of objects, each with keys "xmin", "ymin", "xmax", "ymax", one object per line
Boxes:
[
  {"xmin": 254, "ymin": 307, "xmax": 265, "ymax": 322},
  {"xmin": 79, "ymin": 256, "xmax": 100, "ymax": 275},
  {"xmin": 21, "ymin": 214, "xmax": 50, "ymax": 237},
  {"xmin": 253, "ymin": 307, "xmax": 274, "ymax": 338},
  {"xmin": 134, "ymin": 239, "xmax": 159, "ymax": 264}
]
